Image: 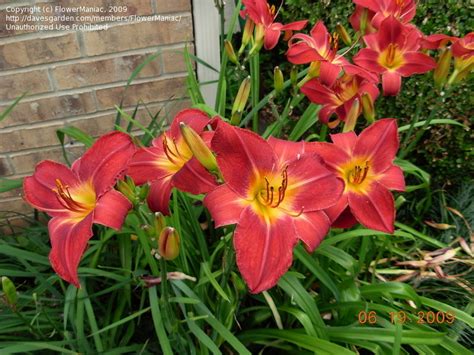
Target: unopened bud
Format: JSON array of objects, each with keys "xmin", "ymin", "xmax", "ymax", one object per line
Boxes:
[
  {"xmin": 2, "ymin": 277, "xmax": 17, "ymax": 309},
  {"xmin": 225, "ymin": 40, "xmax": 239, "ymax": 65},
  {"xmin": 434, "ymin": 49, "xmax": 452, "ymax": 88},
  {"xmin": 117, "ymin": 177, "xmax": 136, "ymax": 203},
  {"xmin": 158, "ymin": 227, "xmax": 180, "ymax": 261},
  {"xmin": 361, "ymin": 93, "xmax": 375, "ymax": 123},
  {"xmin": 154, "ymin": 212, "xmax": 167, "ymax": 234},
  {"xmin": 249, "ymin": 24, "xmax": 265, "ymax": 56},
  {"xmin": 274, "ymin": 66, "xmax": 284, "ymax": 93},
  {"xmin": 138, "ymin": 183, "xmax": 150, "ymax": 201},
  {"xmin": 241, "ymin": 19, "xmax": 255, "ymax": 48},
  {"xmin": 342, "ymin": 99, "xmax": 360, "ymax": 133},
  {"xmin": 290, "ymin": 66, "xmax": 298, "ymax": 86},
  {"xmin": 336, "ymin": 23, "xmax": 352, "ymax": 46},
  {"xmin": 232, "ymin": 76, "xmax": 251, "ymax": 117},
  {"xmin": 360, "ymin": 8, "xmax": 369, "ymax": 35},
  {"xmin": 180, "ymin": 122, "xmax": 218, "ymax": 171}
]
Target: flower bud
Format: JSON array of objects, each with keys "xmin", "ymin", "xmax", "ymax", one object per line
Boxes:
[
  {"xmin": 274, "ymin": 66, "xmax": 284, "ymax": 93},
  {"xmin": 342, "ymin": 99, "xmax": 360, "ymax": 133},
  {"xmin": 249, "ymin": 24, "xmax": 265, "ymax": 56},
  {"xmin": 154, "ymin": 212, "xmax": 167, "ymax": 234},
  {"xmin": 361, "ymin": 93, "xmax": 375, "ymax": 123},
  {"xmin": 434, "ymin": 49, "xmax": 452, "ymax": 88},
  {"xmin": 290, "ymin": 66, "xmax": 298, "ymax": 87},
  {"xmin": 2, "ymin": 276, "xmax": 17, "ymax": 309},
  {"xmin": 180, "ymin": 122, "xmax": 218, "ymax": 171},
  {"xmin": 360, "ymin": 8, "xmax": 369, "ymax": 35},
  {"xmin": 336, "ymin": 23, "xmax": 352, "ymax": 46},
  {"xmin": 138, "ymin": 183, "xmax": 150, "ymax": 201},
  {"xmin": 241, "ymin": 19, "xmax": 255, "ymax": 48},
  {"xmin": 158, "ymin": 227, "xmax": 180, "ymax": 261},
  {"xmin": 225, "ymin": 40, "xmax": 239, "ymax": 65},
  {"xmin": 231, "ymin": 76, "xmax": 251, "ymax": 124},
  {"xmin": 117, "ymin": 177, "xmax": 136, "ymax": 203}
]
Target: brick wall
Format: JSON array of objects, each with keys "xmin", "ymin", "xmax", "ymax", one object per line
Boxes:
[{"xmin": 0, "ymin": 0, "xmax": 194, "ymax": 219}]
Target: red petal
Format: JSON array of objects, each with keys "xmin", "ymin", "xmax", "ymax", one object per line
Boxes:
[
  {"xmin": 310, "ymin": 21, "xmax": 330, "ymax": 51},
  {"xmin": 281, "ymin": 20, "xmax": 308, "ymax": 31},
  {"xmin": 264, "ymin": 27, "xmax": 281, "ymax": 50},
  {"xmin": 287, "ymin": 41, "xmax": 323, "ymax": 64},
  {"xmin": 74, "ymin": 131, "xmax": 135, "ymax": 197},
  {"xmin": 324, "ymin": 194, "xmax": 349, "ymax": 222},
  {"xmin": 211, "ymin": 120, "xmax": 276, "ymax": 198},
  {"xmin": 203, "ymin": 184, "xmax": 248, "ymax": 227},
  {"xmin": 353, "ymin": 48, "xmax": 385, "ymax": 73},
  {"xmin": 93, "ymin": 189, "xmax": 131, "ymax": 230},
  {"xmin": 305, "ymin": 142, "xmax": 351, "ymax": 171},
  {"xmin": 293, "ymin": 210, "xmax": 331, "ymax": 252},
  {"xmin": 172, "ymin": 157, "xmax": 217, "ymax": 194},
  {"xmin": 301, "ymin": 79, "xmax": 337, "ymax": 106},
  {"xmin": 377, "ymin": 16, "xmax": 405, "ymax": 50},
  {"xmin": 280, "ymin": 153, "xmax": 344, "ymax": 213},
  {"xmin": 353, "ymin": 0, "xmax": 380, "ymax": 13},
  {"xmin": 169, "ymin": 108, "xmax": 210, "ymax": 138},
  {"xmin": 320, "ymin": 61, "xmax": 342, "ymax": 87},
  {"xmin": 127, "ymin": 143, "xmax": 171, "ymax": 185},
  {"xmin": 234, "ymin": 207, "xmax": 297, "ymax": 293},
  {"xmin": 48, "ymin": 214, "xmax": 94, "ymax": 287},
  {"xmin": 398, "ymin": 53, "xmax": 436, "ymax": 76},
  {"xmin": 23, "ymin": 160, "xmax": 81, "ymax": 216},
  {"xmin": 348, "ymin": 181, "xmax": 395, "ymax": 233},
  {"xmin": 147, "ymin": 178, "xmax": 173, "ymax": 215},
  {"xmin": 330, "ymin": 131, "xmax": 357, "ymax": 155},
  {"xmin": 332, "ymin": 206, "xmax": 358, "ymax": 229},
  {"xmin": 379, "ymin": 164, "xmax": 405, "ymax": 191},
  {"xmin": 382, "ymin": 71, "xmax": 402, "ymax": 96},
  {"xmin": 267, "ymin": 136, "xmax": 305, "ymax": 167},
  {"xmin": 354, "ymin": 118, "xmax": 399, "ymax": 174}
]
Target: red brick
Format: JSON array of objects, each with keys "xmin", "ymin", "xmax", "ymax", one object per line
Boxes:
[
  {"xmin": 0, "ymin": 92, "xmax": 97, "ymax": 129},
  {"xmin": 52, "ymin": 53, "xmax": 161, "ymax": 90},
  {"xmin": 0, "ymin": 34, "xmax": 81, "ymax": 70},
  {"xmin": 0, "ymin": 123, "xmax": 64, "ymax": 152},
  {"xmin": 0, "ymin": 198, "xmax": 32, "ymax": 215},
  {"xmin": 83, "ymin": 16, "xmax": 193, "ymax": 56},
  {"xmin": 0, "ymin": 157, "xmax": 13, "ymax": 177},
  {"xmin": 0, "ymin": 70, "xmax": 51, "ymax": 100}
]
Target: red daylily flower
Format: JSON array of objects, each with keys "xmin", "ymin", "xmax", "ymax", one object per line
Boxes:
[
  {"xmin": 354, "ymin": 16, "xmax": 436, "ymax": 95},
  {"xmin": 204, "ymin": 121, "xmax": 343, "ymax": 293},
  {"xmin": 353, "ymin": 0, "xmax": 416, "ymax": 29},
  {"xmin": 301, "ymin": 69, "xmax": 379, "ymax": 127},
  {"xmin": 287, "ymin": 21, "xmax": 351, "ymax": 79},
  {"xmin": 307, "ymin": 119, "xmax": 405, "ymax": 234},
  {"xmin": 127, "ymin": 109, "xmax": 217, "ymax": 215},
  {"xmin": 23, "ymin": 132, "xmax": 136, "ymax": 287},
  {"xmin": 452, "ymin": 32, "xmax": 474, "ymax": 73},
  {"xmin": 241, "ymin": 0, "xmax": 307, "ymax": 50},
  {"xmin": 421, "ymin": 34, "xmax": 457, "ymax": 50}
]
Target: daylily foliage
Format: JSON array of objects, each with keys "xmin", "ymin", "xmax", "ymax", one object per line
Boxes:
[{"xmin": 22, "ymin": 0, "xmax": 471, "ymax": 295}]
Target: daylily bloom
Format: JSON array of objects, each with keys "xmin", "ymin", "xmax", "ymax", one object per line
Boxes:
[
  {"xmin": 287, "ymin": 21, "xmax": 351, "ymax": 80},
  {"xmin": 307, "ymin": 119, "xmax": 405, "ymax": 233},
  {"xmin": 421, "ymin": 34, "xmax": 457, "ymax": 50},
  {"xmin": 241, "ymin": 0, "xmax": 307, "ymax": 50},
  {"xmin": 353, "ymin": 0, "xmax": 417, "ymax": 29},
  {"xmin": 127, "ymin": 109, "xmax": 217, "ymax": 214},
  {"xmin": 301, "ymin": 70, "xmax": 379, "ymax": 127},
  {"xmin": 23, "ymin": 132, "xmax": 136, "ymax": 286},
  {"xmin": 451, "ymin": 32, "xmax": 474, "ymax": 78},
  {"xmin": 354, "ymin": 16, "xmax": 436, "ymax": 95},
  {"xmin": 204, "ymin": 121, "xmax": 343, "ymax": 293}
]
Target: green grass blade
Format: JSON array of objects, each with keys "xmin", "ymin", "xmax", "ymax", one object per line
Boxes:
[
  {"xmin": 288, "ymin": 103, "xmax": 320, "ymax": 141},
  {"xmin": 0, "ymin": 93, "xmax": 26, "ymax": 123},
  {"xmin": 89, "ymin": 307, "xmax": 151, "ymax": 336},
  {"xmin": 360, "ymin": 282, "xmax": 421, "ymax": 308},
  {"xmin": 148, "ymin": 286, "xmax": 173, "ymax": 355},
  {"xmin": 398, "ymin": 119, "xmax": 466, "ymax": 132},
  {"xmin": 201, "ymin": 262, "xmax": 230, "ymax": 302},
  {"xmin": 419, "ymin": 296, "xmax": 474, "ymax": 328},
  {"xmin": 0, "ymin": 178, "xmax": 23, "ymax": 194}
]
